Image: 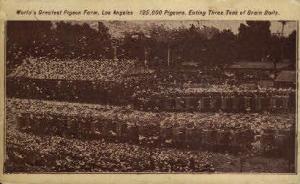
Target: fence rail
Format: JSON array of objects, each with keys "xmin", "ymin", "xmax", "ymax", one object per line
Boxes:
[
  {"xmin": 17, "ymin": 112, "xmax": 294, "ymax": 156},
  {"xmin": 7, "ymin": 77, "xmax": 296, "ymax": 113},
  {"xmin": 137, "ymin": 94, "xmax": 295, "ymax": 112}
]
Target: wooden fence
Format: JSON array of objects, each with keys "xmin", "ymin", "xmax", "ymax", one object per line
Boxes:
[
  {"xmin": 136, "ymin": 94, "xmax": 295, "ymax": 113},
  {"xmin": 17, "ymin": 112, "xmax": 293, "ymax": 155},
  {"xmin": 7, "ymin": 77, "xmax": 296, "ymax": 113}
]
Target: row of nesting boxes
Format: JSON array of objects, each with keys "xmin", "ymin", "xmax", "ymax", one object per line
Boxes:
[
  {"xmin": 136, "ymin": 93, "xmax": 295, "ymax": 112},
  {"xmin": 6, "ymin": 77, "xmax": 132, "ymax": 105},
  {"xmin": 17, "ymin": 112, "xmax": 292, "ymax": 153}
]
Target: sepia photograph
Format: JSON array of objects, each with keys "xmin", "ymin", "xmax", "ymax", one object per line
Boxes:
[{"xmin": 4, "ymin": 20, "xmax": 297, "ymax": 173}]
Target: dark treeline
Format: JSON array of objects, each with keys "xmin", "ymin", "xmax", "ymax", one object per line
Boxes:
[{"xmin": 6, "ymin": 21, "xmax": 296, "ymax": 71}]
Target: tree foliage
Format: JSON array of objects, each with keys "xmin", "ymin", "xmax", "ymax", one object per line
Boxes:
[
  {"xmin": 6, "ymin": 21, "xmax": 297, "ymax": 71},
  {"xmin": 54, "ymin": 22, "xmax": 112, "ymax": 59},
  {"xmin": 6, "ymin": 21, "xmax": 113, "ymax": 71},
  {"xmin": 7, "ymin": 21, "xmax": 54, "ymax": 70},
  {"xmin": 237, "ymin": 21, "xmax": 271, "ymax": 61}
]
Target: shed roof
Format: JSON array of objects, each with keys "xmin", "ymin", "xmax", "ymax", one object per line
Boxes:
[
  {"xmin": 229, "ymin": 61, "xmax": 291, "ymax": 70},
  {"xmin": 275, "ymin": 70, "xmax": 296, "ymax": 83},
  {"xmin": 181, "ymin": 62, "xmax": 199, "ymax": 67}
]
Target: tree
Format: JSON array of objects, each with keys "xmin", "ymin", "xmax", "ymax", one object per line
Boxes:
[
  {"xmin": 268, "ymin": 29, "xmax": 296, "ymax": 72},
  {"xmin": 285, "ymin": 30, "xmax": 296, "ymax": 69},
  {"xmin": 120, "ymin": 31, "xmax": 147, "ymax": 63},
  {"xmin": 148, "ymin": 24, "xmax": 177, "ymax": 66},
  {"xmin": 54, "ymin": 21, "xmax": 112, "ymax": 59},
  {"xmin": 6, "ymin": 21, "xmax": 53, "ymax": 71},
  {"xmin": 268, "ymin": 34, "xmax": 281, "ymax": 71},
  {"xmin": 209, "ymin": 29, "xmax": 237, "ymax": 66},
  {"xmin": 120, "ymin": 23, "xmax": 223, "ymax": 68},
  {"xmin": 171, "ymin": 24, "xmax": 220, "ymax": 66},
  {"xmin": 279, "ymin": 21, "xmax": 287, "ymax": 37},
  {"xmin": 237, "ymin": 21, "xmax": 271, "ymax": 61},
  {"xmin": 96, "ymin": 22, "xmax": 113, "ymax": 58}
]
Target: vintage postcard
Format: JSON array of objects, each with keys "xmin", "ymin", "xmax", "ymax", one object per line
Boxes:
[{"xmin": 0, "ymin": 0, "xmax": 299, "ymax": 184}]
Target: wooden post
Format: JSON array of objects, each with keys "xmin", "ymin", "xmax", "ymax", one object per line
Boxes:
[
  {"xmin": 240, "ymin": 156, "xmax": 244, "ymax": 172},
  {"xmin": 113, "ymin": 46, "xmax": 117, "ymax": 60},
  {"xmin": 167, "ymin": 45, "xmax": 171, "ymax": 66},
  {"xmin": 221, "ymin": 96, "xmax": 227, "ymax": 111},
  {"xmin": 144, "ymin": 47, "xmax": 148, "ymax": 67}
]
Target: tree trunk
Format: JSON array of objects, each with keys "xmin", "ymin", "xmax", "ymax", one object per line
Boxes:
[{"xmin": 167, "ymin": 45, "xmax": 171, "ymax": 66}]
